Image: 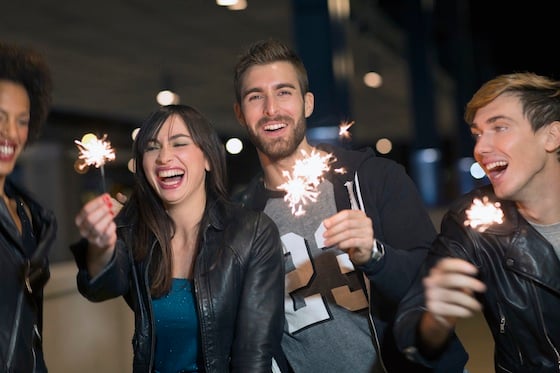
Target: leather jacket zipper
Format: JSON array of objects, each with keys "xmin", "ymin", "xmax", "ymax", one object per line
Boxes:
[
  {"xmin": 497, "ymin": 302, "xmax": 523, "ymax": 365},
  {"xmin": 25, "ymin": 260, "xmax": 33, "ymax": 294},
  {"xmin": 499, "ymin": 314, "xmax": 505, "ymax": 334}
]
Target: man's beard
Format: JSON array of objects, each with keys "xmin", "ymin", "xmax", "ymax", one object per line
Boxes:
[{"xmin": 248, "ymin": 116, "xmax": 306, "ymax": 161}]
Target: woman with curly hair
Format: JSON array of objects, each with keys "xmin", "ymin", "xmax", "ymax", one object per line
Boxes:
[{"xmin": 0, "ymin": 42, "xmax": 56, "ymax": 372}]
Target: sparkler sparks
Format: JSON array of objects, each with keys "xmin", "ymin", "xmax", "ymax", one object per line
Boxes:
[
  {"xmin": 277, "ymin": 149, "xmax": 343, "ymax": 216},
  {"xmin": 338, "ymin": 120, "xmax": 355, "ymax": 141},
  {"xmin": 464, "ymin": 196, "xmax": 504, "ymax": 232},
  {"xmin": 75, "ymin": 133, "xmax": 116, "ymax": 169},
  {"xmin": 74, "ymin": 133, "xmax": 116, "ymax": 192}
]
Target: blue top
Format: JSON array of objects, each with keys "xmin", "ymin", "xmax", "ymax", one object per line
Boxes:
[{"xmin": 153, "ymin": 278, "xmax": 201, "ymax": 373}]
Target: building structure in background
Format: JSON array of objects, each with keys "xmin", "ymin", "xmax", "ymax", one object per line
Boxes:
[{"xmin": 4, "ymin": 0, "xmax": 556, "ymax": 261}]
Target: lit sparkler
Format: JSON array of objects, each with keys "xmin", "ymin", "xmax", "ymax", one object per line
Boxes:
[
  {"xmin": 74, "ymin": 133, "xmax": 116, "ymax": 192},
  {"xmin": 277, "ymin": 149, "xmax": 343, "ymax": 216},
  {"xmin": 464, "ymin": 196, "xmax": 504, "ymax": 232},
  {"xmin": 338, "ymin": 120, "xmax": 355, "ymax": 142}
]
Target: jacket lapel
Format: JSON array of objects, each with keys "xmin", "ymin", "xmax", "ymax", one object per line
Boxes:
[{"xmin": 499, "ymin": 203, "xmax": 560, "ymax": 294}]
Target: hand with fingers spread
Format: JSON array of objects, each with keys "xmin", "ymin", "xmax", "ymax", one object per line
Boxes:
[
  {"xmin": 74, "ymin": 193, "xmax": 118, "ymax": 277},
  {"xmin": 419, "ymin": 257, "xmax": 486, "ymax": 352},
  {"xmin": 322, "ymin": 209, "xmax": 375, "ymax": 265}
]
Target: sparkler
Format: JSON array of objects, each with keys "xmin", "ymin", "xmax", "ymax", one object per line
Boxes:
[
  {"xmin": 464, "ymin": 196, "xmax": 504, "ymax": 232},
  {"xmin": 277, "ymin": 149, "xmax": 343, "ymax": 216},
  {"xmin": 338, "ymin": 120, "xmax": 355, "ymax": 142},
  {"xmin": 74, "ymin": 133, "xmax": 116, "ymax": 192}
]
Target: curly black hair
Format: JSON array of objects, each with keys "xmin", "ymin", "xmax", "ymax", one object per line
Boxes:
[{"xmin": 0, "ymin": 42, "xmax": 53, "ymax": 144}]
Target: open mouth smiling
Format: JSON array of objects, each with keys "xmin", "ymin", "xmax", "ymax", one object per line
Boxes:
[
  {"xmin": 485, "ymin": 161, "xmax": 507, "ymax": 178},
  {"xmin": 263, "ymin": 123, "xmax": 287, "ymax": 132},
  {"xmin": 158, "ymin": 169, "xmax": 184, "ymax": 185},
  {"xmin": 0, "ymin": 141, "xmax": 16, "ymax": 159}
]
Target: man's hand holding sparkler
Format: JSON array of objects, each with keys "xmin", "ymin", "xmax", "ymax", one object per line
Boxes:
[
  {"xmin": 418, "ymin": 258, "xmax": 486, "ymax": 354},
  {"xmin": 75, "ymin": 193, "xmax": 120, "ymax": 278},
  {"xmin": 322, "ymin": 209, "xmax": 375, "ymax": 265}
]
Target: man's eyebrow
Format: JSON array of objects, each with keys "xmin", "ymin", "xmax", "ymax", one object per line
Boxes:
[
  {"xmin": 470, "ymin": 114, "xmax": 510, "ymax": 129},
  {"xmin": 242, "ymin": 82, "xmax": 297, "ymax": 98},
  {"xmin": 487, "ymin": 114, "xmax": 509, "ymax": 123},
  {"xmin": 242, "ymin": 87, "xmax": 263, "ymax": 98},
  {"xmin": 275, "ymin": 82, "xmax": 297, "ymax": 90}
]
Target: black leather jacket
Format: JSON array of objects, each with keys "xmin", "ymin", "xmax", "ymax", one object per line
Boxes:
[
  {"xmin": 395, "ymin": 185, "xmax": 560, "ymax": 372},
  {"xmin": 1, "ymin": 179, "xmax": 56, "ymax": 373},
  {"xmin": 71, "ymin": 199, "xmax": 284, "ymax": 373}
]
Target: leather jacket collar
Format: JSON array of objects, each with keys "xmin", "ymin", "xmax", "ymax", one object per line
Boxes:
[{"xmin": 458, "ymin": 187, "xmax": 560, "ymax": 295}]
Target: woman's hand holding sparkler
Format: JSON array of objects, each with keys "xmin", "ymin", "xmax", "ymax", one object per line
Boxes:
[
  {"xmin": 75, "ymin": 193, "xmax": 118, "ymax": 277},
  {"xmin": 322, "ymin": 209, "xmax": 375, "ymax": 265}
]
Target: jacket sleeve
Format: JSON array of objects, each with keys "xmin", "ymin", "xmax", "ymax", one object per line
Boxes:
[
  {"xmin": 356, "ymin": 158, "xmax": 437, "ymax": 305},
  {"xmin": 70, "ymin": 238, "xmax": 131, "ymax": 302},
  {"xmin": 392, "ymin": 211, "xmax": 470, "ymax": 372},
  {"xmin": 231, "ymin": 212, "xmax": 285, "ymax": 373}
]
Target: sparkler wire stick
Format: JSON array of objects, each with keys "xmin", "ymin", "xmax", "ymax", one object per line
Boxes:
[{"xmin": 99, "ymin": 164, "xmax": 106, "ymax": 193}]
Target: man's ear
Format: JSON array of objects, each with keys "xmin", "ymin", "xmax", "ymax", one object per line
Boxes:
[
  {"xmin": 233, "ymin": 103, "xmax": 246, "ymax": 127},
  {"xmin": 545, "ymin": 120, "xmax": 560, "ymax": 152},
  {"xmin": 304, "ymin": 92, "xmax": 314, "ymax": 118}
]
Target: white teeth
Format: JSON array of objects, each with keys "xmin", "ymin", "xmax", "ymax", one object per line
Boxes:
[
  {"xmin": 158, "ymin": 169, "xmax": 183, "ymax": 178},
  {"xmin": 0, "ymin": 144, "xmax": 14, "ymax": 155},
  {"xmin": 264, "ymin": 123, "xmax": 286, "ymax": 131},
  {"xmin": 486, "ymin": 161, "xmax": 507, "ymax": 170}
]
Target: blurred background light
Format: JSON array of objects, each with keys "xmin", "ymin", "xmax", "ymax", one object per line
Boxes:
[
  {"xmin": 375, "ymin": 138, "xmax": 392, "ymax": 154},
  {"xmin": 156, "ymin": 90, "xmax": 180, "ymax": 106},
  {"xmin": 363, "ymin": 71, "xmax": 383, "ymax": 88},
  {"xmin": 225, "ymin": 137, "xmax": 243, "ymax": 155}
]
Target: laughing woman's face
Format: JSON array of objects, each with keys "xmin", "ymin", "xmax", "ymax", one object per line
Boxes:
[{"xmin": 0, "ymin": 80, "xmax": 30, "ymax": 182}]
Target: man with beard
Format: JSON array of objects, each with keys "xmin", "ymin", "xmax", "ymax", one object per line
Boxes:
[{"xmin": 232, "ymin": 39, "xmax": 460, "ymax": 372}]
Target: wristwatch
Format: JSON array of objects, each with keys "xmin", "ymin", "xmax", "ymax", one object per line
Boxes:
[{"xmin": 371, "ymin": 240, "xmax": 385, "ymax": 261}]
